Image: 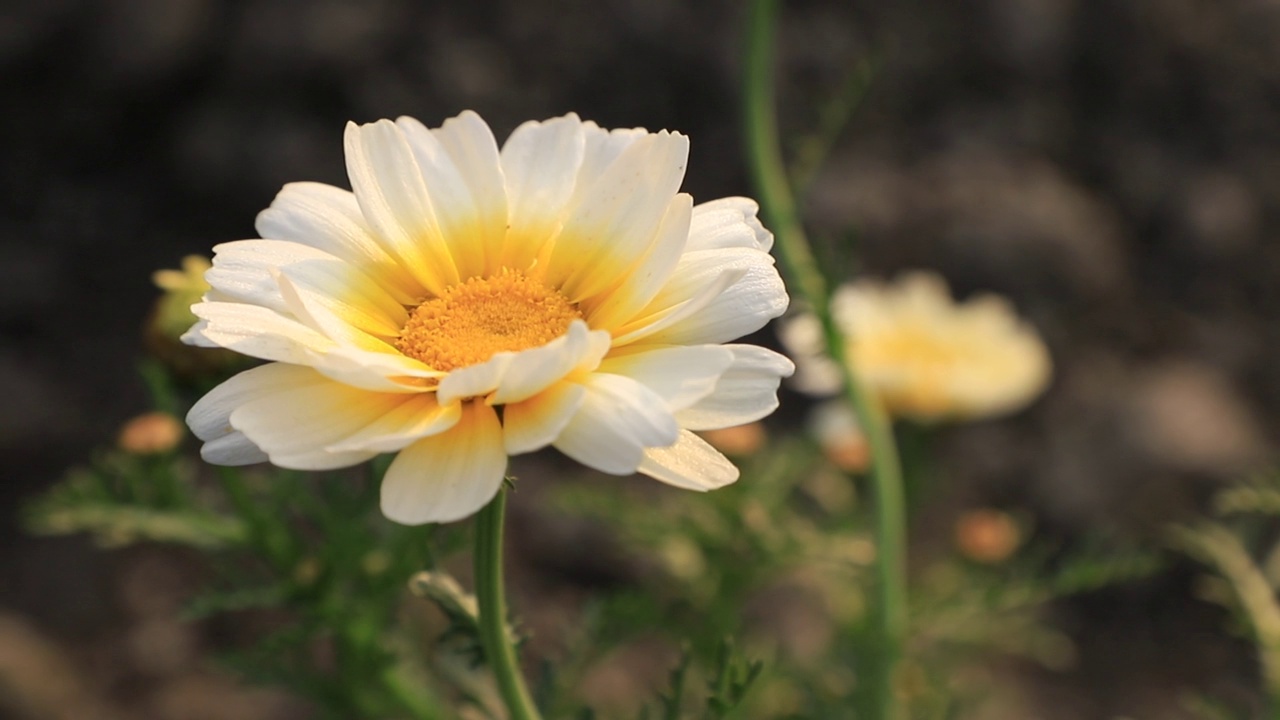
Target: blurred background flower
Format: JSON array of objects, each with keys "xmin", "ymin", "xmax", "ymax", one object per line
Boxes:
[{"xmin": 781, "ymin": 271, "xmax": 1051, "ymax": 422}]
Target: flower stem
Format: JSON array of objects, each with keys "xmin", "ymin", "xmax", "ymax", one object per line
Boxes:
[
  {"xmin": 474, "ymin": 487, "xmax": 542, "ymax": 720},
  {"xmin": 742, "ymin": 2, "xmax": 908, "ymax": 719}
]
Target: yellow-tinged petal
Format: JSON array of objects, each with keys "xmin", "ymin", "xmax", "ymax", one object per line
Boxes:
[
  {"xmin": 344, "ymin": 119, "xmax": 459, "ymax": 295},
  {"xmin": 227, "ymin": 370, "xmax": 409, "ymax": 470},
  {"xmin": 503, "ymin": 382, "xmax": 587, "ymax": 455},
  {"xmin": 255, "ymin": 182, "xmax": 424, "ymax": 304},
  {"xmin": 326, "ymin": 393, "xmax": 461, "ymax": 453},
  {"xmin": 584, "ymin": 193, "xmax": 692, "ymax": 331},
  {"xmin": 380, "ymin": 401, "xmax": 506, "ymax": 525},
  {"xmin": 544, "ymin": 130, "xmax": 689, "ymax": 302},
  {"xmin": 395, "ymin": 113, "xmax": 507, "ymax": 281},
  {"xmin": 498, "ymin": 114, "xmax": 585, "ymax": 271}
]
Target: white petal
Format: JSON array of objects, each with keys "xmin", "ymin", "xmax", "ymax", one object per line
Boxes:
[
  {"xmin": 641, "ymin": 248, "xmax": 788, "ymax": 345},
  {"xmin": 193, "ymin": 299, "xmax": 438, "ymax": 393},
  {"xmin": 200, "ymin": 432, "xmax": 268, "ymax": 465},
  {"xmin": 228, "ymin": 372, "xmax": 412, "ymax": 470},
  {"xmin": 187, "ymin": 363, "xmax": 319, "ymax": 442},
  {"xmin": 597, "ymin": 344, "xmax": 733, "ymax": 412},
  {"xmin": 585, "ymin": 193, "xmax": 692, "ymax": 331},
  {"xmin": 609, "ymin": 265, "xmax": 746, "ymax": 347},
  {"xmin": 676, "ymin": 345, "xmax": 796, "ymax": 430},
  {"xmin": 553, "ymin": 374, "xmax": 679, "ymax": 475},
  {"xmin": 275, "ymin": 255, "xmax": 408, "ymax": 339},
  {"xmin": 273, "ymin": 268, "xmax": 402, "ymax": 354},
  {"xmin": 180, "ymin": 318, "xmax": 217, "ymax": 347},
  {"xmin": 577, "ymin": 121, "xmax": 648, "ymax": 184},
  {"xmin": 687, "ymin": 197, "xmax": 773, "ymax": 252},
  {"xmin": 344, "ymin": 120, "xmax": 458, "ymax": 295},
  {"xmin": 380, "ymin": 401, "xmax": 506, "ymax": 525},
  {"xmin": 326, "ymin": 393, "xmax": 461, "ymax": 453},
  {"xmin": 637, "ymin": 430, "xmax": 739, "ymax": 491},
  {"xmin": 545, "ymin": 130, "xmax": 690, "ymax": 302},
  {"xmin": 499, "ymin": 114, "xmax": 585, "ymax": 270},
  {"xmin": 204, "ymin": 239, "xmax": 335, "ymax": 314},
  {"xmin": 396, "ymin": 112, "xmax": 506, "ymax": 281},
  {"xmin": 190, "ymin": 301, "xmax": 336, "ymax": 364},
  {"xmin": 255, "ymin": 182, "xmax": 423, "ymax": 303},
  {"xmin": 434, "ymin": 353, "xmax": 512, "ymax": 406},
  {"xmin": 434, "ymin": 321, "xmax": 610, "ymax": 406},
  {"xmin": 503, "ymin": 381, "xmax": 586, "ymax": 455},
  {"xmin": 488, "ymin": 321, "xmax": 609, "ymax": 405},
  {"xmin": 310, "ymin": 345, "xmax": 443, "ymax": 393}
]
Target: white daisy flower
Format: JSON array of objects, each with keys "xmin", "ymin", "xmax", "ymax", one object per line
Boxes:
[
  {"xmin": 185, "ymin": 111, "xmax": 794, "ymax": 524},
  {"xmin": 780, "ymin": 271, "xmax": 1050, "ymax": 422}
]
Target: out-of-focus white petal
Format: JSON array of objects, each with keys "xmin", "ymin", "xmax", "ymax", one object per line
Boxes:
[
  {"xmin": 380, "ymin": 402, "xmax": 506, "ymax": 525},
  {"xmin": 637, "ymin": 430, "xmax": 739, "ymax": 491},
  {"xmin": 502, "ymin": 382, "xmax": 586, "ymax": 455},
  {"xmin": 676, "ymin": 345, "xmax": 796, "ymax": 430},
  {"xmin": 687, "ymin": 197, "xmax": 773, "ymax": 252},
  {"xmin": 776, "ymin": 314, "xmax": 843, "ymax": 394},
  {"xmin": 499, "ymin": 114, "xmax": 585, "ymax": 270},
  {"xmin": 200, "ymin": 432, "xmax": 268, "ymax": 465},
  {"xmin": 782, "ymin": 271, "xmax": 1051, "ymax": 420},
  {"xmin": 396, "ymin": 112, "xmax": 506, "ymax": 281},
  {"xmin": 552, "ymin": 374, "xmax": 679, "ymax": 475},
  {"xmin": 254, "ymin": 182, "xmax": 423, "ymax": 303},
  {"xmin": 545, "ymin": 131, "xmax": 690, "ymax": 302},
  {"xmin": 344, "ymin": 120, "xmax": 458, "ymax": 295},
  {"xmin": 597, "ymin": 344, "xmax": 733, "ymax": 412}
]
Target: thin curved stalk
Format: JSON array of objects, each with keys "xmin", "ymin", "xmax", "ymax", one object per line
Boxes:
[{"xmin": 742, "ymin": 2, "xmax": 908, "ymax": 718}]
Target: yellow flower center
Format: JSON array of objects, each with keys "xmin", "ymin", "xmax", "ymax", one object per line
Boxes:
[{"xmin": 395, "ymin": 269, "xmax": 582, "ymax": 372}]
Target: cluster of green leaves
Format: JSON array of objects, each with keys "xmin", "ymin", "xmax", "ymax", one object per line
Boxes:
[
  {"xmin": 29, "ymin": 443, "xmax": 468, "ymax": 719},
  {"xmin": 25, "ymin": 363, "xmax": 482, "ymax": 719},
  {"xmin": 24, "ymin": 362, "xmax": 1166, "ymax": 720},
  {"xmin": 549, "ymin": 431, "xmax": 1163, "ymax": 720}
]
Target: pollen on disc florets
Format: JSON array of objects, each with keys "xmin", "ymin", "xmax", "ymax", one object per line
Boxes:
[{"xmin": 395, "ymin": 269, "xmax": 583, "ymax": 372}]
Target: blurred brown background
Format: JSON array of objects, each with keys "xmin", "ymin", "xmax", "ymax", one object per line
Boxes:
[{"xmin": 1, "ymin": 0, "xmax": 1278, "ymax": 717}]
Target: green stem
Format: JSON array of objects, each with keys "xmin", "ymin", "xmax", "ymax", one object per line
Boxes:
[
  {"xmin": 474, "ymin": 488, "xmax": 542, "ymax": 720},
  {"xmin": 742, "ymin": 2, "xmax": 907, "ymax": 719}
]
